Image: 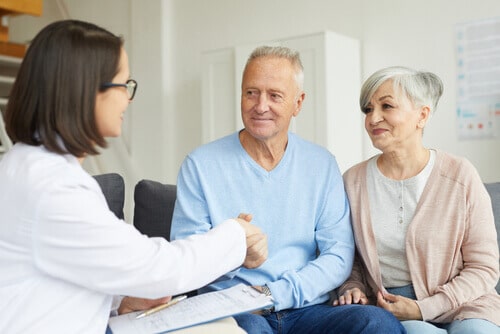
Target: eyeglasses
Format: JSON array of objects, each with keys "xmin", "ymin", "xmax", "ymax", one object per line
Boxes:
[{"xmin": 101, "ymin": 79, "xmax": 138, "ymax": 100}]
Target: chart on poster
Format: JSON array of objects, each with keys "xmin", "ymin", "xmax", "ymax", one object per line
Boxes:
[{"xmin": 456, "ymin": 17, "xmax": 500, "ymax": 140}]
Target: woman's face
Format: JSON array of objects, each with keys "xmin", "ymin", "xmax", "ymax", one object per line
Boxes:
[
  {"xmin": 363, "ymin": 80, "xmax": 429, "ymax": 153},
  {"xmin": 95, "ymin": 48, "xmax": 131, "ymax": 138}
]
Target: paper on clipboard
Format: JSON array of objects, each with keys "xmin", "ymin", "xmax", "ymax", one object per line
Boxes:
[{"xmin": 108, "ymin": 283, "xmax": 273, "ymax": 334}]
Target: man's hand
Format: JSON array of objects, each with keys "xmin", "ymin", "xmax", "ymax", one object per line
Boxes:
[
  {"xmin": 376, "ymin": 291, "xmax": 422, "ymax": 320},
  {"xmin": 236, "ymin": 213, "xmax": 268, "ymax": 269},
  {"xmin": 332, "ymin": 288, "xmax": 369, "ymax": 306},
  {"xmin": 118, "ymin": 296, "xmax": 171, "ymax": 315}
]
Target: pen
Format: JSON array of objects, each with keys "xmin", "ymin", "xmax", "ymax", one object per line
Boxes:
[{"xmin": 135, "ymin": 295, "xmax": 187, "ymax": 319}]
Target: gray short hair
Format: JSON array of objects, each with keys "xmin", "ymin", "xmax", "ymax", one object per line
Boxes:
[
  {"xmin": 244, "ymin": 45, "xmax": 304, "ymax": 90},
  {"xmin": 360, "ymin": 66, "xmax": 443, "ymax": 114}
]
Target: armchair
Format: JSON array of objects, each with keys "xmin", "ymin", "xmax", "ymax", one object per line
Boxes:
[{"xmin": 485, "ymin": 182, "xmax": 500, "ymax": 293}]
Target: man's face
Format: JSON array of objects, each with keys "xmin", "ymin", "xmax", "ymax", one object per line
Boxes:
[{"xmin": 240, "ymin": 56, "xmax": 304, "ymax": 142}]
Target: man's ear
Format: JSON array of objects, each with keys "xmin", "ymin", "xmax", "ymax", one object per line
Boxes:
[{"xmin": 293, "ymin": 91, "xmax": 306, "ymax": 117}]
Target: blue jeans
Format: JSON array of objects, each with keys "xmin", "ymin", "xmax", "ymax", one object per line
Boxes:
[
  {"xmin": 402, "ymin": 319, "xmax": 500, "ymax": 334},
  {"xmin": 233, "ymin": 303, "xmax": 405, "ymax": 334},
  {"xmin": 387, "ymin": 285, "xmax": 500, "ymax": 334}
]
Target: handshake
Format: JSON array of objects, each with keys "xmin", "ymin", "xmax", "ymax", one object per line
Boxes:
[{"xmin": 235, "ymin": 213, "xmax": 268, "ymax": 269}]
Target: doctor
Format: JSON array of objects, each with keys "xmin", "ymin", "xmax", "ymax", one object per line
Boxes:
[{"xmin": 0, "ymin": 19, "xmax": 267, "ymax": 333}]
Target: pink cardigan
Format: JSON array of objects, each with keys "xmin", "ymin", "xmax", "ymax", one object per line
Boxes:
[{"xmin": 339, "ymin": 150, "xmax": 500, "ymax": 325}]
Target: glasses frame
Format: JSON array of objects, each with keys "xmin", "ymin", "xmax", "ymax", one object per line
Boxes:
[{"xmin": 101, "ymin": 79, "xmax": 138, "ymax": 100}]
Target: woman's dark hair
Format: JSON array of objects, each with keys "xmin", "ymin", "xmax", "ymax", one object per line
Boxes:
[{"xmin": 5, "ymin": 19, "xmax": 123, "ymax": 157}]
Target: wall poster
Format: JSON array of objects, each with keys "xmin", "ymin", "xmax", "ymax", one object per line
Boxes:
[{"xmin": 456, "ymin": 17, "xmax": 500, "ymax": 140}]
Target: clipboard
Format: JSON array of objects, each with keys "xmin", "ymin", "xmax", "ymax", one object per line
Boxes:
[{"xmin": 108, "ymin": 283, "xmax": 274, "ymax": 333}]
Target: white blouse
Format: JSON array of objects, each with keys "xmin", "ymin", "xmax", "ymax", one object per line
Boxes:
[{"xmin": 367, "ymin": 150, "xmax": 435, "ymax": 287}]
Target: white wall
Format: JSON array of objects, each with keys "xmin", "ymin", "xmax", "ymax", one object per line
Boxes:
[
  {"xmin": 167, "ymin": 0, "xmax": 500, "ymax": 182},
  {"xmin": 6, "ymin": 0, "xmax": 500, "ymax": 186},
  {"xmin": 8, "ymin": 0, "xmax": 166, "ymax": 219},
  {"xmin": 360, "ymin": 0, "xmax": 500, "ymax": 182},
  {"xmin": 166, "ymin": 0, "xmax": 365, "ymax": 181}
]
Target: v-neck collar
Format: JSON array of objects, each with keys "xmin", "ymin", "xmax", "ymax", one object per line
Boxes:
[{"xmin": 236, "ymin": 131, "xmax": 292, "ymax": 178}]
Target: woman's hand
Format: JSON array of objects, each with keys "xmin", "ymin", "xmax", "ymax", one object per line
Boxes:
[
  {"xmin": 332, "ymin": 288, "xmax": 369, "ymax": 306},
  {"xmin": 236, "ymin": 213, "xmax": 268, "ymax": 269},
  {"xmin": 376, "ymin": 291, "xmax": 422, "ymax": 320},
  {"xmin": 118, "ymin": 296, "xmax": 171, "ymax": 315}
]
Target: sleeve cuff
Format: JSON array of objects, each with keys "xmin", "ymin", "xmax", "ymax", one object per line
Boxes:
[
  {"xmin": 416, "ymin": 292, "xmax": 453, "ymax": 321},
  {"xmin": 110, "ymin": 295, "xmax": 125, "ymax": 317}
]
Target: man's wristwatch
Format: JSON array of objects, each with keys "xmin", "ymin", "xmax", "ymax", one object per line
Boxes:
[
  {"xmin": 261, "ymin": 285, "xmax": 275, "ymax": 314},
  {"xmin": 261, "ymin": 285, "xmax": 272, "ymax": 297}
]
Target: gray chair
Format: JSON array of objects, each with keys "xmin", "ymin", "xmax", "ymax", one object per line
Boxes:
[
  {"xmin": 131, "ymin": 180, "xmax": 195, "ymax": 296},
  {"xmin": 93, "ymin": 173, "xmax": 125, "ymax": 220},
  {"xmin": 92, "ymin": 175, "xmax": 176, "ymax": 240},
  {"xmin": 133, "ymin": 180, "xmax": 177, "ymax": 241},
  {"xmin": 484, "ymin": 182, "xmax": 500, "ymax": 293},
  {"xmin": 95, "ymin": 174, "xmax": 500, "ymax": 293}
]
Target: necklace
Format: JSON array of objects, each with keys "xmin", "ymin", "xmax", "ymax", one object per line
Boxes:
[{"xmin": 398, "ymin": 180, "xmax": 404, "ymax": 224}]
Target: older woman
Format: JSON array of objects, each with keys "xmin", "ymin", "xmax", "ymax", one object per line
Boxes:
[{"xmin": 333, "ymin": 66, "xmax": 500, "ymax": 333}]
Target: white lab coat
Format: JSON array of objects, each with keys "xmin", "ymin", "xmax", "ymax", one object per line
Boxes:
[{"xmin": 0, "ymin": 143, "xmax": 245, "ymax": 333}]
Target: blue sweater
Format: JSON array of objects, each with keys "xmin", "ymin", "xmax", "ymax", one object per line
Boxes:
[{"xmin": 171, "ymin": 131, "xmax": 354, "ymax": 311}]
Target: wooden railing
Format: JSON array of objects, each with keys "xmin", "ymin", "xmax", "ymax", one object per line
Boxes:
[
  {"xmin": 0, "ymin": 0, "xmax": 43, "ymax": 57},
  {"xmin": 0, "ymin": 1, "xmax": 42, "ymax": 157}
]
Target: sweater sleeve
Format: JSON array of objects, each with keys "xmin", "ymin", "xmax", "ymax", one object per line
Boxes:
[
  {"xmin": 267, "ymin": 174, "xmax": 355, "ymax": 310},
  {"xmin": 416, "ymin": 159, "xmax": 499, "ymax": 321}
]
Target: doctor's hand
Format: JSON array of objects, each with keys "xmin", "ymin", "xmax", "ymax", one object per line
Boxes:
[
  {"xmin": 118, "ymin": 296, "xmax": 171, "ymax": 315},
  {"xmin": 332, "ymin": 288, "xmax": 369, "ymax": 306},
  {"xmin": 236, "ymin": 213, "xmax": 268, "ymax": 269},
  {"xmin": 376, "ymin": 291, "xmax": 422, "ymax": 320}
]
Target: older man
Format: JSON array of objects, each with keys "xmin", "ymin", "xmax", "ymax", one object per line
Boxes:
[{"xmin": 171, "ymin": 46, "xmax": 404, "ymax": 334}]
